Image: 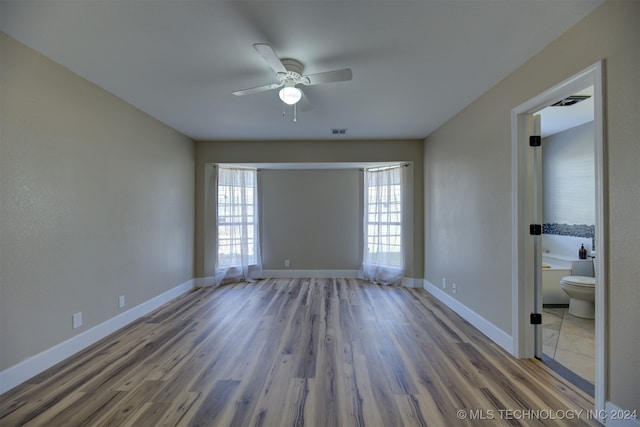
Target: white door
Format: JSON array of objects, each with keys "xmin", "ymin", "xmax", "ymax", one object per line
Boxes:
[{"xmin": 529, "ymin": 114, "xmax": 543, "ymax": 359}]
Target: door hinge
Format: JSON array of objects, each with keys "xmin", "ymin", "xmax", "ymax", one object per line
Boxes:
[
  {"xmin": 530, "ymin": 313, "xmax": 542, "ymax": 325},
  {"xmin": 529, "ymin": 224, "xmax": 542, "ymax": 235},
  {"xmin": 529, "ymin": 135, "xmax": 541, "ymax": 147}
]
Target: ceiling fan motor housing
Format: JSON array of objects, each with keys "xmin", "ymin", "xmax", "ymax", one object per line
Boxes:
[
  {"xmin": 277, "ymin": 59, "xmax": 310, "ymax": 85},
  {"xmin": 281, "ymin": 59, "xmax": 304, "ymax": 75}
]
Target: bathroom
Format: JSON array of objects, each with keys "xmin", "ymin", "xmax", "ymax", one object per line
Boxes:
[{"xmin": 539, "ymin": 87, "xmax": 596, "ymax": 386}]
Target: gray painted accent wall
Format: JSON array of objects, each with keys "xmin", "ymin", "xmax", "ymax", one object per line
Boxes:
[
  {"xmin": 260, "ymin": 169, "xmax": 362, "ymax": 271},
  {"xmin": 195, "ymin": 140, "xmax": 424, "ymax": 280}
]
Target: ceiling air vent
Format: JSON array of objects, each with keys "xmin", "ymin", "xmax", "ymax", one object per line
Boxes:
[
  {"xmin": 550, "ymin": 95, "xmax": 591, "ymax": 107},
  {"xmin": 331, "ymin": 128, "xmax": 347, "ymax": 135}
]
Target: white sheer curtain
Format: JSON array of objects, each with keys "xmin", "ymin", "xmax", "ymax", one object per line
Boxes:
[
  {"xmin": 214, "ymin": 165, "xmax": 262, "ymax": 286},
  {"xmin": 360, "ymin": 165, "xmax": 405, "ymax": 285}
]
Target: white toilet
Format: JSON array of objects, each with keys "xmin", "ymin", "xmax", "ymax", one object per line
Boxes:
[
  {"xmin": 560, "ymin": 276, "xmax": 595, "ymax": 318},
  {"xmin": 560, "ymin": 258, "xmax": 596, "ymax": 318}
]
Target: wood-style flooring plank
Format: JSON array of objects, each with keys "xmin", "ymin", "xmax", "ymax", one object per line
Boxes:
[{"xmin": 1, "ymin": 279, "xmax": 601, "ymax": 426}]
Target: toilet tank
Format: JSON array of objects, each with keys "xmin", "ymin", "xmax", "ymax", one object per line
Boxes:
[{"xmin": 571, "ymin": 259, "xmax": 594, "ymax": 277}]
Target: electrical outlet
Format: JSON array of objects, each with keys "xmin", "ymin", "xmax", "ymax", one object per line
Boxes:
[
  {"xmin": 442, "ymin": 278, "xmax": 446, "ymax": 289},
  {"xmin": 118, "ymin": 295, "xmax": 125, "ymax": 309},
  {"xmin": 284, "ymin": 259, "xmax": 290, "ymax": 268},
  {"xmin": 452, "ymin": 283, "xmax": 457, "ymax": 294},
  {"xmin": 72, "ymin": 312, "xmax": 83, "ymax": 329}
]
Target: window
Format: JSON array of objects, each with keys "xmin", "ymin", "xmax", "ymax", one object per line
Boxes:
[
  {"xmin": 215, "ymin": 166, "xmax": 262, "ymax": 284},
  {"xmin": 361, "ymin": 165, "xmax": 405, "ymax": 284}
]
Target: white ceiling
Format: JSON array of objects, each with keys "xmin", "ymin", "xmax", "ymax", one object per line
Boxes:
[
  {"xmin": 539, "ymin": 86, "xmax": 594, "ymax": 137},
  {"xmin": 0, "ymin": 0, "xmax": 604, "ymax": 141}
]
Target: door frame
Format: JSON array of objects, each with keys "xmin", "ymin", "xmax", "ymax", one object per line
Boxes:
[{"xmin": 510, "ymin": 61, "xmax": 606, "ymax": 412}]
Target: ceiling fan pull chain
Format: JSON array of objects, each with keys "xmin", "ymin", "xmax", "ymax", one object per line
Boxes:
[
  {"xmin": 293, "ymin": 103, "xmax": 297, "ymax": 123},
  {"xmin": 282, "ymin": 100, "xmax": 285, "ymax": 117}
]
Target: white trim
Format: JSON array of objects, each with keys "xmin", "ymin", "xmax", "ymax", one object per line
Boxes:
[
  {"xmin": 603, "ymin": 401, "xmax": 640, "ymax": 427},
  {"xmin": 511, "ymin": 109, "xmax": 533, "ymax": 359},
  {"xmin": 0, "ymin": 279, "xmax": 195, "ymax": 395},
  {"xmin": 592, "ymin": 62, "xmax": 607, "ymax": 416},
  {"xmin": 262, "ymin": 270, "xmax": 360, "ymax": 279},
  {"xmin": 511, "ymin": 60, "xmax": 606, "ymax": 412},
  {"xmin": 423, "ymin": 280, "xmax": 513, "ymax": 353},
  {"xmin": 261, "ymin": 271, "xmax": 420, "ymax": 288}
]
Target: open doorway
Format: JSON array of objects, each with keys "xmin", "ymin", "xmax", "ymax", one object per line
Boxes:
[
  {"xmin": 511, "ymin": 61, "xmax": 606, "ymax": 413},
  {"xmin": 537, "ymin": 86, "xmax": 596, "ymax": 393}
]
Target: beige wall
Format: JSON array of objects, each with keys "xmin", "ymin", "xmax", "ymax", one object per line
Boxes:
[
  {"xmin": 424, "ymin": 0, "xmax": 639, "ymax": 411},
  {"xmin": 195, "ymin": 140, "xmax": 424, "ymax": 279},
  {"xmin": 0, "ymin": 34, "xmax": 195, "ymax": 370}
]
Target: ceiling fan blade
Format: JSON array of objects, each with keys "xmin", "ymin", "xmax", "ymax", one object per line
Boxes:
[
  {"xmin": 304, "ymin": 68, "xmax": 353, "ymax": 85},
  {"xmin": 232, "ymin": 82, "xmax": 282, "ymax": 96},
  {"xmin": 253, "ymin": 43, "xmax": 287, "ymax": 74}
]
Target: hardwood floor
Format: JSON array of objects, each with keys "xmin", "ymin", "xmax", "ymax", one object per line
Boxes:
[{"xmin": 1, "ymin": 278, "xmax": 600, "ymax": 426}]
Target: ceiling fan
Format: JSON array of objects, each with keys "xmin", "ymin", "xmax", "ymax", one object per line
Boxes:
[{"xmin": 233, "ymin": 43, "xmax": 353, "ymax": 121}]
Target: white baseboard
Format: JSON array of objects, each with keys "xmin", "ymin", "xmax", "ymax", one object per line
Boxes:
[
  {"xmin": 262, "ymin": 270, "xmax": 360, "ymax": 279},
  {"xmin": 603, "ymin": 401, "xmax": 640, "ymax": 427},
  {"xmin": 261, "ymin": 270, "xmax": 421, "ymax": 288},
  {"xmin": 0, "ymin": 279, "xmax": 195, "ymax": 395},
  {"xmin": 423, "ymin": 279, "xmax": 513, "ymax": 353},
  {"xmin": 194, "ymin": 272, "xmax": 361, "ymax": 286}
]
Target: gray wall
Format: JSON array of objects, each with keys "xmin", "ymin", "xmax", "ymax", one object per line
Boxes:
[
  {"xmin": 260, "ymin": 169, "xmax": 361, "ymax": 270},
  {"xmin": 423, "ymin": 0, "xmax": 639, "ymax": 412},
  {"xmin": 195, "ymin": 140, "xmax": 424, "ymax": 280},
  {"xmin": 0, "ymin": 34, "xmax": 195, "ymax": 370}
]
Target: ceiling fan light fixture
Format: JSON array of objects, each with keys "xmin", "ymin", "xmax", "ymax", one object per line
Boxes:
[{"xmin": 279, "ymin": 83, "xmax": 302, "ymax": 105}]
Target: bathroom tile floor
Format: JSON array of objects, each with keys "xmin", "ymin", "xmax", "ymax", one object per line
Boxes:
[{"xmin": 543, "ymin": 307, "xmax": 595, "ymax": 384}]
